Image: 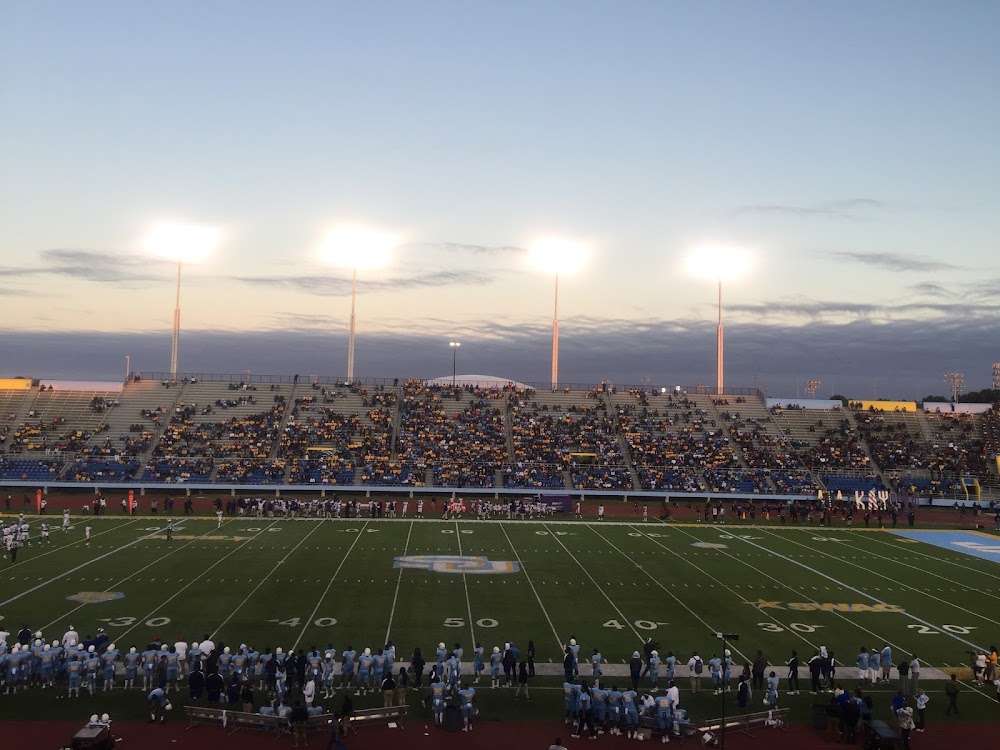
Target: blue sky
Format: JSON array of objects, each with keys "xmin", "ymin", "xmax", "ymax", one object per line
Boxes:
[{"xmin": 1, "ymin": 1, "xmax": 998, "ymax": 397}]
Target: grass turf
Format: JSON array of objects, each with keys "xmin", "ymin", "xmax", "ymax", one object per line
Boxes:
[{"xmin": 2, "ymin": 515, "xmax": 999, "ymax": 722}]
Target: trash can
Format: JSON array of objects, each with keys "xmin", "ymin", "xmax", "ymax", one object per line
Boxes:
[
  {"xmin": 444, "ymin": 703, "xmax": 464, "ymax": 732},
  {"xmin": 812, "ymin": 703, "xmax": 828, "ymax": 731}
]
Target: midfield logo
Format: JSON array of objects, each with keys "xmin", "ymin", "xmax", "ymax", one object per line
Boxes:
[
  {"xmin": 744, "ymin": 598, "xmax": 903, "ymax": 613},
  {"xmin": 393, "ymin": 555, "xmax": 520, "ymax": 574},
  {"xmin": 66, "ymin": 591, "xmax": 126, "ymax": 604}
]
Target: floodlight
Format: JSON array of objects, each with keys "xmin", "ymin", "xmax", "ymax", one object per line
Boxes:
[
  {"xmin": 528, "ymin": 237, "xmax": 589, "ymax": 274},
  {"xmin": 143, "ymin": 222, "xmax": 222, "ymax": 263},
  {"xmin": 320, "ymin": 226, "xmax": 397, "ymax": 270},
  {"xmin": 684, "ymin": 245, "xmax": 751, "ymax": 282}
]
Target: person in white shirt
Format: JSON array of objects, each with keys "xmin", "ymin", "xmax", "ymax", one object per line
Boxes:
[
  {"xmin": 303, "ymin": 677, "xmax": 316, "ymax": 707},
  {"xmin": 687, "ymin": 652, "xmax": 704, "ymax": 693},
  {"xmin": 199, "ymin": 636, "xmax": 216, "ymax": 656},
  {"xmin": 63, "ymin": 625, "xmax": 80, "ymax": 648},
  {"xmin": 174, "ymin": 640, "xmax": 188, "ymax": 676},
  {"xmin": 666, "ymin": 680, "xmax": 680, "ymax": 709}
]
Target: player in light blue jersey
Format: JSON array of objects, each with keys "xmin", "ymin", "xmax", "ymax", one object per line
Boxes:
[
  {"xmin": 123, "ymin": 647, "xmax": 140, "ymax": 689},
  {"xmin": 39, "ymin": 643, "xmax": 56, "ymax": 688},
  {"xmin": 165, "ymin": 647, "xmax": 180, "ymax": 692},
  {"xmin": 257, "ymin": 648, "xmax": 273, "ymax": 691},
  {"xmin": 472, "ymin": 643, "xmax": 484, "ymax": 684},
  {"xmin": 446, "ymin": 654, "xmax": 461, "ymax": 692},
  {"xmin": 655, "ymin": 692, "xmax": 673, "ymax": 738},
  {"xmin": 568, "ymin": 637, "xmax": 581, "ymax": 677},
  {"xmin": 621, "ymin": 687, "xmax": 639, "ymax": 738},
  {"xmin": 869, "ymin": 649, "xmax": 881, "ymax": 685},
  {"xmin": 563, "ymin": 679, "xmax": 578, "ymax": 723},
  {"xmin": 102, "ymin": 643, "xmax": 119, "ymax": 691},
  {"xmin": 322, "ymin": 651, "xmax": 337, "ymax": 698},
  {"xmin": 357, "ymin": 648, "xmax": 373, "ymax": 695},
  {"xmin": 856, "ymin": 648, "xmax": 869, "ymax": 683},
  {"xmin": 142, "ymin": 647, "xmax": 157, "ymax": 691},
  {"xmin": 880, "ymin": 645, "xmax": 892, "ymax": 683},
  {"xmin": 383, "ymin": 641, "xmax": 395, "ymax": 673},
  {"xmin": 723, "ymin": 649, "xmax": 733, "ymax": 692},
  {"xmin": 66, "ymin": 654, "xmax": 83, "ymax": 697},
  {"xmin": 453, "ymin": 642, "xmax": 465, "ymax": 661},
  {"xmin": 430, "ymin": 678, "xmax": 447, "ymax": 726},
  {"xmin": 84, "ymin": 648, "xmax": 100, "ymax": 696},
  {"xmin": 340, "ymin": 646, "xmax": 356, "ymax": 690},
  {"xmin": 591, "ymin": 684, "xmax": 607, "ymax": 729},
  {"xmin": 608, "ymin": 686, "xmax": 623, "ymax": 735},
  {"xmin": 490, "ymin": 647, "xmax": 502, "ymax": 688},
  {"xmin": 458, "ymin": 683, "xmax": 476, "ymax": 731},
  {"xmin": 372, "ymin": 650, "xmax": 386, "ymax": 689},
  {"xmin": 232, "ymin": 647, "xmax": 247, "ymax": 682},
  {"xmin": 766, "ymin": 670, "xmax": 779, "ymax": 708},
  {"xmin": 709, "ymin": 654, "xmax": 723, "ymax": 695},
  {"xmin": 573, "ymin": 684, "xmax": 594, "ymax": 739},
  {"xmin": 435, "ymin": 642, "xmax": 448, "ymax": 675},
  {"xmin": 307, "ymin": 648, "xmax": 322, "ymax": 684},
  {"xmin": 590, "ymin": 648, "xmax": 603, "ymax": 681},
  {"xmin": 648, "ymin": 650, "xmax": 662, "ymax": 688},
  {"xmin": 3, "ymin": 645, "xmax": 21, "ymax": 693},
  {"xmin": 218, "ymin": 646, "xmax": 233, "ymax": 679},
  {"xmin": 147, "ymin": 686, "xmax": 169, "ymax": 723},
  {"xmin": 665, "ymin": 651, "xmax": 677, "ymax": 682}
]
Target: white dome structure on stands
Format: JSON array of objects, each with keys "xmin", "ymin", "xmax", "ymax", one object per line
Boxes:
[{"xmin": 425, "ymin": 374, "xmax": 531, "ymax": 389}]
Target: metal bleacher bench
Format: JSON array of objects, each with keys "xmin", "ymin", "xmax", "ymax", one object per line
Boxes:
[
  {"xmin": 699, "ymin": 707, "xmax": 790, "ymax": 738},
  {"xmin": 638, "ymin": 714, "xmax": 699, "ymax": 743},
  {"xmin": 184, "ymin": 702, "xmax": 408, "ymax": 735}
]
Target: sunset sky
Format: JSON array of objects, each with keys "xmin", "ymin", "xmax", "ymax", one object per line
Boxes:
[{"xmin": 1, "ymin": 1, "xmax": 998, "ymax": 397}]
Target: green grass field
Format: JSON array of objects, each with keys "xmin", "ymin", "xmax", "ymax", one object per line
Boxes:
[{"xmin": 4, "ymin": 515, "xmax": 997, "ymax": 674}]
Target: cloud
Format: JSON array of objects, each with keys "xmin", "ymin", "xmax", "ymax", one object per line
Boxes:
[
  {"xmin": 272, "ymin": 312, "xmax": 338, "ymax": 328},
  {"xmin": 829, "ymin": 251, "xmax": 961, "ymax": 272},
  {"xmin": 406, "ymin": 242, "xmax": 526, "ymax": 255},
  {"xmin": 727, "ymin": 297, "xmax": 1000, "ymax": 321},
  {"xmin": 3, "ymin": 315, "xmax": 997, "ymax": 399},
  {"xmin": 734, "ymin": 198, "xmax": 885, "ymax": 219},
  {"xmin": 0, "ymin": 249, "xmax": 162, "ymax": 283},
  {"xmin": 907, "ymin": 282, "xmax": 954, "ymax": 298},
  {"xmin": 232, "ymin": 269, "xmax": 497, "ymax": 296}
]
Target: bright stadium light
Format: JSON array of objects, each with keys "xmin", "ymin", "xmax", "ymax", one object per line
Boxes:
[
  {"xmin": 143, "ymin": 221, "xmax": 223, "ymax": 381},
  {"xmin": 686, "ymin": 245, "xmax": 752, "ymax": 395},
  {"xmin": 529, "ymin": 237, "xmax": 589, "ymax": 390},
  {"xmin": 320, "ymin": 226, "xmax": 398, "ymax": 381}
]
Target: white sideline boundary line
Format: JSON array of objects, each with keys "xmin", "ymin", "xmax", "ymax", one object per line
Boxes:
[
  {"xmin": 541, "ymin": 522, "xmax": 644, "ymax": 644},
  {"xmin": 38, "ymin": 519, "xmax": 242, "ymax": 630},
  {"xmin": 729, "ymin": 531, "xmax": 988, "ymax": 653},
  {"xmin": 115, "ymin": 520, "xmax": 283, "ymax": 643},
  {"xmin": 383, "ymin": 520, "xmax": 413, "ymax": 645},
  {"xmin": 850, "ymin": 531, "xmax": 1000, "ymax": 583},
  {"xmin": 761, "ymin": 528, "xmax": 1000, "ymax": 630},
  {"xmin": 0, "ymin": 518, "xmax": 144, "ymax": 584},
  {"xmin": 498, "ymin": 522, "xmax": 562, "ymax": 650},
  {"xmin": 454, "ymin": 520, "xmax": 477, "ymax": 649},
  {"xmin": 210, "ymin": 519, "xmax": 326, "ymax": 641}
]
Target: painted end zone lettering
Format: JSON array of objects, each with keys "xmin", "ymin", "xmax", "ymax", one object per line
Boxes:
[{"xmin": 747, "ymin": 598, "xmax": 904, "ymax": 613}]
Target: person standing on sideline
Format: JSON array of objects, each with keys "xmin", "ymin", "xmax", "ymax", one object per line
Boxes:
[
  {"xmin": 945, "ymin": 674, "xmax": 960, "ymax": 715},
  {"xmin": 526, "ymin": 640, "xmax": 536, "ymax": 678},
  {"xmin": 752, "ymin": 650, "xmax": 767, "ymax": 691},
  {"xmin": 909, "ymin": 655, "xmax": 920, "ymax": 694},
  {"xmin": 688, "ymin": 652, "xmax": 703, "ymax": 694},
  {"xmin": 786, "ymin": 650, "xmax": 800, "ymax": 695},
  {"xmin": 380, "ymin": 669, "xmax": 395, "ymax": 707},
  {"xmin": 914, "ymin": 688, "xmax": 928, "ymax": 731},
  {"xmin": 514, "ymin": 660, "xmax": 530, "ymax": 701},
  {"xmin": 897, "ymin": 656, "xmax": 910, "ymax": 692}
]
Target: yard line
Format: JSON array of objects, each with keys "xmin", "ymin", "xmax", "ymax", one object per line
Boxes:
[
  {"xmin": 0, "ymin": 519, "xmax": 144, "ymax": 585},
  {"xmin": 606, "ymin": 525, "xmax": 804, "ymax": 659},
  {"xmin": 210, "ymin": 519, "xmax": 326, "ymax": 640},
  {"xmin": 114, "ymin": 520, "xmax": 282, "ymax": 643},
  {"xmin": 383, "ymin": 521, "xmax": 413, "ymax": 645},
  {"xmin": 725, "ymin": 531, "xmax": 987, "ymax": 653},
  {"xmin": 454, "ymin": 520, "xmax": 476, "ymax": 648},
  {"xmin": 2, "ymin": 518, "xmax": 221, "ymax": 609},
  {"xmin": 845, "ymin": 532, "xmax": 1000, "ymax": 584},
  {"xmin": 760, "ymin": 529, "xmax": 1000, "ymax": 630},
  {"xmin": 38, "ymin": 520, "xmax": 241, "ymax": 630},
  {"xmin": 541, "ymin": 522, "xmax": 644, "ymax": 644},
  {"xmin": 498, "ymin": 522, "xmax": 562, "ymax": 650},
  {"xmin": 669, "ymin": 524, "xmax": 912, "ymax": 657}
]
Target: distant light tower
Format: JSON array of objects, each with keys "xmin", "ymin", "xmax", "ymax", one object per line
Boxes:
[
  {"xmin": 686, "ymin": 246, "xmax": 752, "ymax": 395},
  {"xmin": 944, "ymin": 371, "xmax": 964, "ymax": 402},
  {"xmin": 320, "ymin": 226, "xmax": 398, "ymax": 382},
  {"xmin": 143, "ymin": 222, "xmax": 222, "ymax": 381},
  {"xmin": 529, "ymin": 237, "xmax": 589, "ymax": 391},
  {"xmin": 804, "ymin": 379, "xmax": 822, "ymax": 399},
  {"xmin": 449, "ymin": 341, "xmax": 461, "ymax": 386},
  {"xmin": 993, "ymin": 363, "xmax": 1000, "ymax": 390}
]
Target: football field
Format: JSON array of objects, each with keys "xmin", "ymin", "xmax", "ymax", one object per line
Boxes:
[{"xmin": 3, "ymin": 516, "xmax": 998, "ymax": 672}]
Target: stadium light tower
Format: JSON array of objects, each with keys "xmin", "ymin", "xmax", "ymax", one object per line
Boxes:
[
  {"xmin": 143, "ymin": 222, "xmax": 222, "ymax": 381},
  {"xmin": 686, "ymin": 246, "xmax": 751, "ymax": 395},
  {"xmin": 944, "ymin": 371, "xmax": 964, "ymax": 402},
  {"xmin": 450, "ymin": 341, "xmax": 461, "ymax": 386},
  {"xmin": 993, "ymin": 363, "xmax": 1000, "ymax": 390},
  {"xmin": 804, "ymin": 379, "xmax": 822, "ymax": 399},
  {"xmin": 320, "ymin": 226, "xmax": 398, "ymax": 382},
  {"xmin": 528, "ymin": 237, "xmax": 589, "ymax": 391}
]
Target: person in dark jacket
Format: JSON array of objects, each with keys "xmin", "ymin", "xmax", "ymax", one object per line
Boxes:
[
  {"xmin": 629, "ymin": 651, "xmax": 642, "ymax": 691},
  {"xmin": 752, "ymin": 651, "xmax": 768, "ymax": 691},
  {"xmin": 526, "ymin": 641, "xmax": 536, "ymax": 678},
  {"xmin": 241, "ymin": 681, "xmax": 254, "ymax": 713},
  {"xmin": 188, "ymin": 666, "xmax": 205, "ymax": 701},
  {"xmin": 737, "ymin": 674, "xmax": 751, "ymax": 710},
  {"xmin": 227, "ymin": 673, "xmax": 241, "ymax": 704},
  {"xmin": 515, "ymin": 661, "xmax": 531, "ymax": 701},
  {"xmin": 411, "ymin": 648, "xmax": 425, "ymax": 688},
  {"xmin": 563, "ymin": 647, "xmax": 575, "ymax": 680},
  {"xmin": 503, "ymin": 645, "xmax": 516, "ymax": 686},
  {"xmin": 205, "ymin": 668, "xmax": 225, "ymax": 703}
]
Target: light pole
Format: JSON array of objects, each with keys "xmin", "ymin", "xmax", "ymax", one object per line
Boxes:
[
  {"xmin": 144, "ymin": 222, "xmax": 221, "ymax": 382},
  {"xmin": 529, "ymin": 237, "xmax": 589, "ymax": 391},
  {"xmin": 686, "ymin": 246, "xmax": 751, "ymax": 396},
  {"xmin": 320, "ymin": 226, "xmax": 397, "ymax": 383},
  {"xmin": 450, "ymin": 341, "xmax": 461, "ymax": 386}
]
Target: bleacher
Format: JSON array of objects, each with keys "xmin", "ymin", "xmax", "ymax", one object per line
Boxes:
[{"xmin": 0, "ymin": 374, "xmax": 995, "ymax": 500}]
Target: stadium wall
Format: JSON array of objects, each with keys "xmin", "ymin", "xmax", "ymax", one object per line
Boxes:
[
  {"xmin": 923, "ymin": 402, "xmax": 993, "ymax": 414},
  {"xmin": 766, "ymin": 398, "xmax": 842, "ymax": 409}
]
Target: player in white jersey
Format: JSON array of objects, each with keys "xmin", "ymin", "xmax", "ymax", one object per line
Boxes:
[
  {"xmin": 416, "ymin": 500, "xmax": 424, "ymax": 518},
  {"xmin": 401, "ymin": 500, "xmax": 408, "ymax": 518},
  {"xmin": 216, "ymin": 509, "xmax": 224, "ymax": 528},
  {"xmin": 18, "ymin": 521, "xmax": 30, "ymax": 547},
  {"xmin": 85, "ymin": 523, "xmax": 93, "ymax": 546},
  {"xmin": 63, "ymin": 508, "xmax": 71, "ymax": 531},
  {"xmin": 40, "ymin": 521, "xmax": 50, "ymax": 545},
  {"xmin": 597, "ymin": 504, "xmax": 605, "ymax": 521}
]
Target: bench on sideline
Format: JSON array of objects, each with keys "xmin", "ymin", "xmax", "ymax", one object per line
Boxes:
[
  {"xmin": 185, "ymin": 703, "xmax": 407, "ymax": 735},
  {"xmin": 699, "ymin": 707, "xmax": 790, "ymax": 737}
]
